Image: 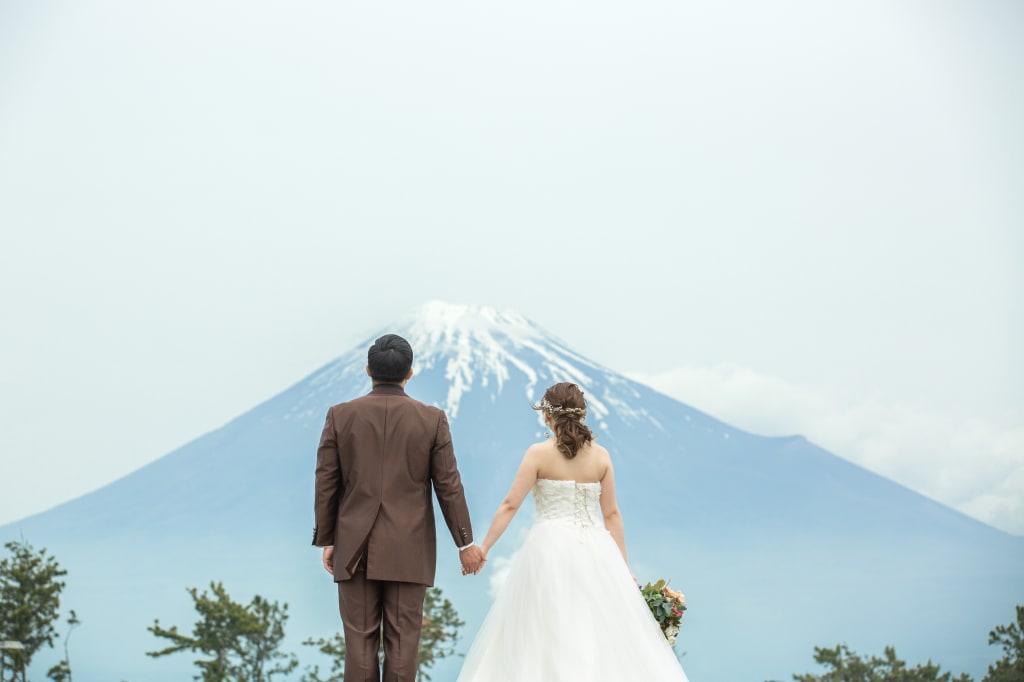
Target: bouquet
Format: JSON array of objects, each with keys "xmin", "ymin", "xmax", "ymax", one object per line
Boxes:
[{"xmin": 641, "ymin": 579, "xmax": 687, "ymax": 646}]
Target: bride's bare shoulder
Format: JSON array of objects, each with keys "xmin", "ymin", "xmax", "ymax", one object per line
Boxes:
[
  {"xmin": 524, "ymin": 440, "xmax": 557, "ymax": 460},
  {"xmin": 526, "ymin": 439, "xmax": 557, "ymax": 453}
]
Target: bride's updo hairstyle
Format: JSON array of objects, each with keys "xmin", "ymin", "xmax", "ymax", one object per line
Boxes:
[{"xmin": 532, "ymin": 382, "xmax": 594, "ymax": 459}]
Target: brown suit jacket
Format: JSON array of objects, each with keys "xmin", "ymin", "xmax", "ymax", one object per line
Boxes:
[{"xmin": 312, "ymin": 384, "xmax": 473, "ymax": 586}]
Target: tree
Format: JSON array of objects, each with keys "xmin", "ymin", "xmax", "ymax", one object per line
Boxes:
[
  {"xmin": 0, "ymin": 539, "xmax": 68, "ymax": 682},
  {"xmin": 984, "ymin": 605, "xmax": 1024, "ymax": 682},
  {"xmin": 299, "ymin": 633, "xmax": 345, "ymax": 682},
  {"xmin": 300, "ymin": 585, "xmax": 464, "ymax": 682},
  {"xmin": 416, "ymin": 587, "xmax": 464, "ymax": 681},
  {"xmin": 147, "ymin": 581, "xmax": 297, "ymax": 682},
  {"xmin": 788, "ymin": 643, "xmax": 973, "ymax": 682},
  {"xmin": 46, "ymin": 610, "xmax": 81, "ymax": 682}
]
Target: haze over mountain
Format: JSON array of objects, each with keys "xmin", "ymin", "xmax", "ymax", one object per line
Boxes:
[{"xmin": 2, "ymin": 301, "xmax": 1021, "ymax": 681}]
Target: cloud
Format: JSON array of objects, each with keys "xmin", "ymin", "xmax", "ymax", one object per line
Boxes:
[
  {"xmin": 488, "ymin": 554, "xmax": 515, "ymax": 599},
  {"xmin": 627, "ymin": 365, "xmax": 1024, "ymax": 536}
]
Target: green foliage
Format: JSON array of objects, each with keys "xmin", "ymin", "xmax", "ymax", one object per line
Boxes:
[
  {"xmin": 782, "ymin": 604, "xmax": 1024, "ymax": 682},
  {"xmin": 640, "ymin": 579, "xmax": 686, "ymax": 646},
  {"xmin": 147, "ymin": 581, "xmax": 297, "ymax": 682},
  {"xmin": 46, "ymin": 658, "xmax": 71, "ymax": 682},
  {"xmin": 983, "ymin": 605, "xmax": 1024, "ymax": 682},
  {"xmin": 789, "ymin": 643, "xmax": 972, "ymax": 682},
  {"xmin": 46, "ymin": 610, "xmax": 81, "ymax": 682},
  {"xmin": 300, "ymin": 585, "xmax": 464, "ymax": 682},
  {"xmin": 417, "ymin": 586, "xmax": 465, "ymax": 681},
  {"xmin": 0, "ymin": 539, "xmax": 68, "ymax": 681},
  {"xmin": 300, "ymin": 633, "xmax": 346, "ymax": 682}
]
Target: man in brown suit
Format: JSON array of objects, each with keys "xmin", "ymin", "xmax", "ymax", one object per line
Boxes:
[{"xmin": 313, "ymin": 333, "xmax": 485, "ymax": 682}]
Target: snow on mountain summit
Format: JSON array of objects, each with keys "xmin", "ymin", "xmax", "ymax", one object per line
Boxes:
[
  {"xmin": 403, "ymin": 301, "xmax": 545, "ymax": 348},
  {"xmin": 297, "ymin": 301, "xmax": 660, "ymax": 429},
  {"xmin": 402, "ymin": 301, "xmax": 578, "ymax": 419}
]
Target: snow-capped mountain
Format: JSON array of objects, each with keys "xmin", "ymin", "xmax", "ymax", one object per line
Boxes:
[
  {"xmin": 2, "ymin": 302, "xmax": 1021, "ymax": 682},
  {"xmin": 294, "ymin": 301, "xmax": 656, "ymax": 426}
]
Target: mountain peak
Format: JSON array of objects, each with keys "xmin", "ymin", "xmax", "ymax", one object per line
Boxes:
[
  {"xmin": 305, "ymin": 301, "xmax": 634, "ymax": 425},
  {"xmin": 393, "ymin": 301, "xmax": 567, "ymax": 419},
  {"xmin": 399, "ymin": 301, "xmax": 546, "ymax": 352}
]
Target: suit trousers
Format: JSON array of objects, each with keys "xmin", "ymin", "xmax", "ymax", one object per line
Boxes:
[{"xmin": 337, "ymin": 562, "xmax": 428, "ymax": 682}]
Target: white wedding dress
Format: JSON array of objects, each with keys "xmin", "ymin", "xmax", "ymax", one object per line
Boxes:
[{"xmin": 457, "ymin": 478, "xmax": 690, "ymax": 681}]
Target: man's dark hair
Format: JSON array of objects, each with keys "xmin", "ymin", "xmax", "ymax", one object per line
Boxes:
[{"xmin": 367, "ymin": 334, "xmax": 414, "ymax": 384}]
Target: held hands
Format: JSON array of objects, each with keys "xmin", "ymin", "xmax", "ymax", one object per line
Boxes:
[{"xmin": 460, "ymin": 544, "xmax": 487, "ymax": 576}]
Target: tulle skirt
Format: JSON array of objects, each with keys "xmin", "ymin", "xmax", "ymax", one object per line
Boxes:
[{"xmin": 457, "ymin": 519, "xmax": 690, "ymax": 681}]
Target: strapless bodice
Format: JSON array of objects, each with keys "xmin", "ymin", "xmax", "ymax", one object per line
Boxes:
[{"xmin": 532, "ymin": 478, "xmax": 603, "ymax": 528}]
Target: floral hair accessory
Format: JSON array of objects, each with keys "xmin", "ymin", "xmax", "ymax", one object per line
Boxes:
[{"xmin": 539, "ymin": 399, "xmax": 586, "ymax": 415}]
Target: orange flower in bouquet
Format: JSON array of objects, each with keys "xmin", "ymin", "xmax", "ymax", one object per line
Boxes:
[{"xmin": 641, "ymin": 579, "xmax": 687, "ymax": 646}]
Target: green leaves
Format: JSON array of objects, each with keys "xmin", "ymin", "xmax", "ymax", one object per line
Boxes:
[
  {"xmin": 786, "ymin": 605, "xmax": 1024, "ymax": 682},
  {"xmin": 790, "ymin": 643, "xmax": 972, "ymax": 682},
  {"xmin": 147, "ymin": 581, "xmax": 297, "ymax": 682},
  {"xmin": 640, "ymin": 578, "xmax": 686, "ymax": 647},
  {"xmin": 983, "ymin": 605, "xmax": 1024, "ymax": 682},
  {"xmin": 0, "ymin": 539, "xmax": 69, "ymax": 681},
  {"xmin": 299, "ymin": 633, "xmax": 346, "ymax": 682},
  {"xmin": 417, "ymin": 586, "xmax": 465, "ymax": 681}
]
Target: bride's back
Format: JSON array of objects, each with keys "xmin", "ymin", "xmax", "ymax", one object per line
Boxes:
[{"xmin": 534, "ymin": 439, "xmax": 609, "ymax": 484}]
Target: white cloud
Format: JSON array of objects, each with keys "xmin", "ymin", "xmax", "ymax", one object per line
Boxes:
[
  {"xmin": 627, "ymin": 365, "xmax": 1024, "ymax": 536},
  {"xmin": 487, "ymin": 554, "xmax": 515, "ymax": 599},
  {"xmin": 485, "ymin": 526, "xmax": 532, "ymax": 598}
]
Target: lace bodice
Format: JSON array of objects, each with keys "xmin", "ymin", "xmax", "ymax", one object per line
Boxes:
[{"xmin": 532, "ymin": 478, "xmax": 603, "ymax": 528}]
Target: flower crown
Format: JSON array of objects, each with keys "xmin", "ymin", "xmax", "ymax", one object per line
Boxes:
[{"xmin": 539, "ymin": 398, "xmax": 586, "ymax": 415}]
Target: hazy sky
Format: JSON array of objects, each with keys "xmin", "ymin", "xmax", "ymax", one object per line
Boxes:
[{"xmin": 1, "ymin": 1, "xmax": 1021, "ymax": 532}]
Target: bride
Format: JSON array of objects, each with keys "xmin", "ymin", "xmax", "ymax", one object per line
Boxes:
[{"xmin": 457, "ymin": 382, "xmax": 690, "ymax": 681}]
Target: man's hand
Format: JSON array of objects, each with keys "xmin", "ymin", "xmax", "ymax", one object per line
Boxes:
[
  {"xmin": 322, "ymin": 546, "xmax": 334, "ymax": 575},
  {"xmin": 459, "ymin": 545, "xmax": 486, "ymax": 576}
]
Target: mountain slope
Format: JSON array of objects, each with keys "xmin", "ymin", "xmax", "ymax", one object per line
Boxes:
[{"xmin": 3, "ymin": 301, "xmax": 1021, "ymax": 681}]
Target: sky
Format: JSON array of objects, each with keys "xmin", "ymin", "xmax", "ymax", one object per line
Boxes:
[{"xmin": 1, "ymin": 0, "xmax": 1021, "ymax": 534}]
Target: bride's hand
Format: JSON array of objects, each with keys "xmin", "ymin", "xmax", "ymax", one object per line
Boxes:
[
  {"xmin": 474, "ymin": 546, "xmax": 489, "ymax": 575},
  {"xmin": 460, "ymin": 545, "xmax": 486, "ymax": 575}
]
